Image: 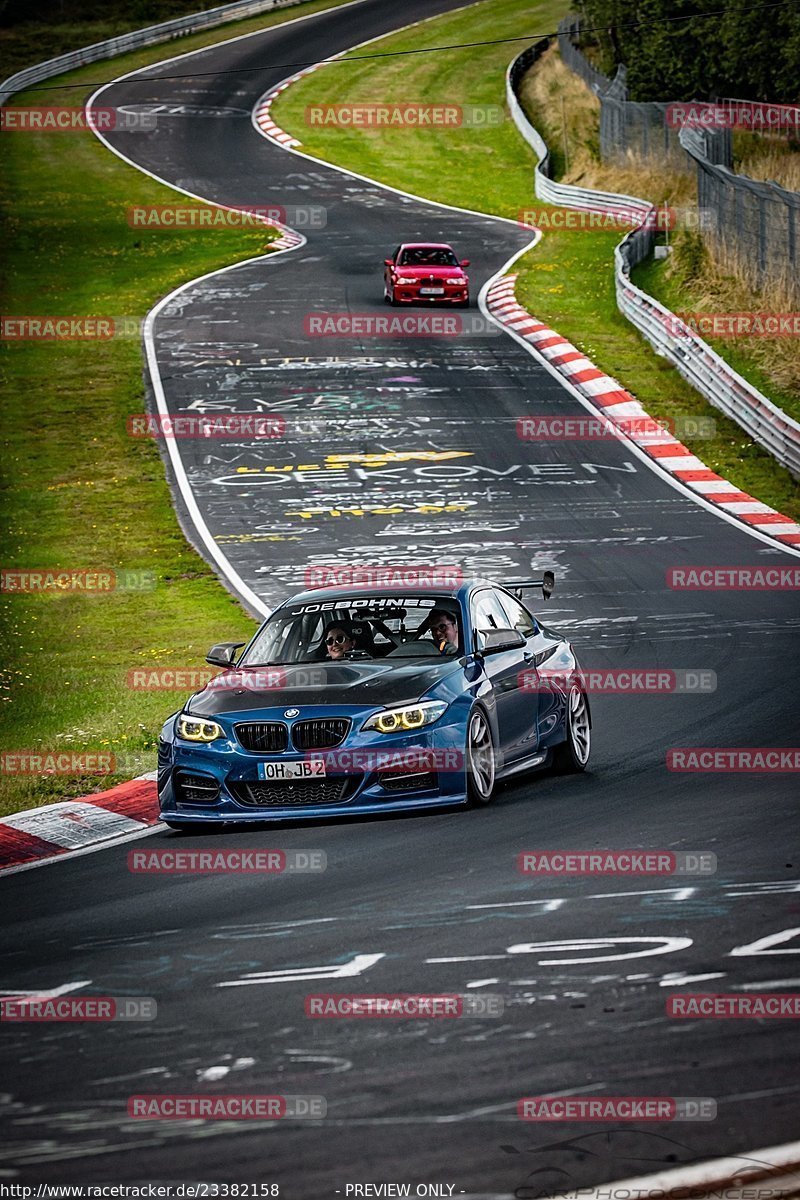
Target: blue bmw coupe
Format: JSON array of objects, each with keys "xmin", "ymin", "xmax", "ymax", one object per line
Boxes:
[{"xmin": 157, "ymin": 575, "xmax": 591, "ymax": 827}]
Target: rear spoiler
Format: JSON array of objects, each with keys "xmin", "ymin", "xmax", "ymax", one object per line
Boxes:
[{"xmin": 507, "ymin": 571, "xmax": 555, "ymax": 601}]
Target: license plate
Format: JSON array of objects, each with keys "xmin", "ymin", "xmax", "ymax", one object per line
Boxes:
[
  {"xmin": 257, "ymin": 760, "xmax": 326, "ymax": 781},
  {"xmin": 420, "ymin": 287, "xmax": 444, "ymax": 295}
]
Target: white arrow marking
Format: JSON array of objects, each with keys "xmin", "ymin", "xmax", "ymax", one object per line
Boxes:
[
  {"xmin": 216, "ymin": 952, "xmax": 385, "ymax": 987},
  {"xmin": 587, "ymin": 887, "xmax": 696, "ymax": 900},
  {"xmin": 730, "ymin": 927, "xmax": 800, "ymax": 956},
  {"xmin": 427, "ymin": 956, "xmax": 508, "ymax": 964},
  {"xmin": 466, "ymin": 899, "xmax": 565, "ymax": 912},
  {"xmin": 506, "ymin": 937, "xmax": 692, "ymax": 964},
  {"xmin": 739, "ymin": 978, "xmax": 800, "ymax": 989},
  {"xmin": 659, "ymin": 972, "xmax": 726, "ymax": 987},
  {"xmin": 0, "ymin": 980, "xmax": 92, "ymax": 1000},
  {"xmin": 725, "ymin": 881, "xmax": 800, "ymax": 896}
]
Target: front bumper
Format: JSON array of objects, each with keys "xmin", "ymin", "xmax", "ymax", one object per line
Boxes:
[
  {"xmin": 393, "ymin": 285, "xmax": 468, "ymax": 304},
  {"xmin": 158, "ymin": 705, "xmax": 468, "ymax": 823}
]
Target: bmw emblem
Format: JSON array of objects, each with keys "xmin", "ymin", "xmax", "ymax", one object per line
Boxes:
[{"xmin": 284, "ymin": 708, "xmax": 300, "ymax": 718}]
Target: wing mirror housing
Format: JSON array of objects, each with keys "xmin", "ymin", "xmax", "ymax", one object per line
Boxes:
[
  {"xmin": 460, "ymin": 259, "xmax": 471, "ymax": 267},
  {"xmin": 206, "ymin": 642, "xmax": 246, "ymax": 668},
  {"xmin": 476, "ymin": 628, "xmax": 526, "ymax": 656},
  {"xmin": 384, "ymin": 258, "xmax": 393, "ymax": 266}
]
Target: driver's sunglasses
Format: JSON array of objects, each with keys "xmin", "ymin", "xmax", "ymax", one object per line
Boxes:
[
  {"xmin": 431, "ymin": 620, "xmax": 454, "ymax": 632},
  {"xmin": 326, "ymin": 634, "xmax": 348, "ymax": 646}
]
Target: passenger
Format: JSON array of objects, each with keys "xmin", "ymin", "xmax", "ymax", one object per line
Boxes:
[{"xmin": 323, "ymin": 622, "xmax": 356, "ymax": 661}]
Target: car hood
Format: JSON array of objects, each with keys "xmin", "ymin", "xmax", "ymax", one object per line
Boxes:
[{"xmin": 186, "ymin": 658, "xmax": 463, "ymax": 715}]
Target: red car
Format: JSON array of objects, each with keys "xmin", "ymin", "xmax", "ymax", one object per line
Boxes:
[{"xmin": 383, "ymin": 242, "xmax": 470, "ymax": 307}]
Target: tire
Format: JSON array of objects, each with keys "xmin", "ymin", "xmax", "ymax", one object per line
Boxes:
[
  {"xmin": 389, "ymin": 286, "xmax": 400, "ymax": 307},
  {"xmin": 551, "ymin": 682, "xmax": 591, "ymax": 773},
  {"xmin": 466, "ymin": 706, "xmax": 497, "ymax": 807}
]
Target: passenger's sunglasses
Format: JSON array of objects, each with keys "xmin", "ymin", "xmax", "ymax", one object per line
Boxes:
[{"xmin": 326, "ymin": 633, "xmax": 349, "ymax": 646}]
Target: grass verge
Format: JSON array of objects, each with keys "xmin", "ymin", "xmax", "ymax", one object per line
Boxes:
[
  {"xmin": 0, "ymin": 0, "xmax": 358, "ymax": 817},
  {"xmin": 273, "ymin": 17, "xmax": 800, "ymax": 522},
  {"xmin": 0, "ymin": 0, "xmax": 343, "ymax": 79}
]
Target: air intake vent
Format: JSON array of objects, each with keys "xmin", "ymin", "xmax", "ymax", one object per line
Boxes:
[
  {"xmin": 291, "ymin": 718, "xmax": 350, "ymax": 750},
  {"xmin": 235, "ymin": 722, "xmax": 288, "ymax": 753}
]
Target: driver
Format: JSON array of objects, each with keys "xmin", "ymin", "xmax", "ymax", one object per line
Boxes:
[{"xmin": 428, "ymin": 609, "xmax": 459, "ymax": 655}]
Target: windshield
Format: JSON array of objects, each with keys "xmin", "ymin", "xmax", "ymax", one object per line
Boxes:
[
  {"xmin": 398, "ymin": 247, "xmax": 459, "ymax": 266},
  {"xmin": 241, "ymin": 596, "xmax": 463, "ymax": 665}
]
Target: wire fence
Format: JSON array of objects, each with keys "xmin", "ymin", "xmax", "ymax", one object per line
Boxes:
[
  {"xmin": 557, "ymin": 18, "xmax": 731, "ymax": 169},
  {"xmin": 506, "ymin": 39, "xmax": 800, "ymax": 481},
  {"xmin": 556, "ymin": 16, "xmax": 799, "ymax": 301}
]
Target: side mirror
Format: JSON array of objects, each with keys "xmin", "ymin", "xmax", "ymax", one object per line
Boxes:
[
  {"xmin": 542, "ymin": 570, "xmax": 554, "ymax": 600},
  {"xmin": 460, "ymin": 259, "xmax": 471, "ymax": 267},
  {"xmin": 384, "ymin": 258, "xmax": 393, "ymax": 266},
  {"xmin": 478, "ymin": 628, "xmax": 526, "ymax": 655},
  {"xmin": 206, "ymin": 641, "xmax": 246, "ymax": 668}
]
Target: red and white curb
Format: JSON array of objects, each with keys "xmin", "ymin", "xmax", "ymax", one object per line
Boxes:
[
  {"xmin": 0, "ymin": 774, "xmax": 159, "ymax": 876},
  {"xmin": 253, "ymin": 65, "xmax": 320, "ymax": 149},
  {"xmin": 487, "ymin": 275, "xmax": 800, "ymax": 548},
  {"xmin": 251, "ymin": 70, "xmax": 319, "ymax": 251},
  {"xmin": 269, "ymin": 222, "xmax": 306, "ymax": 251}
]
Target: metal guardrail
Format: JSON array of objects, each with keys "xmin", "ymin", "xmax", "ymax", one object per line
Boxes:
[
  {"xmin": 556, "ymin": 17, "xmax": 799, "ymax": 303},
  {"xmin": 505, "ymin": 42, "xmax": 800, "ymax": 481},
  {"xmin": 0, "ymin": 0, "xmax": 306, "ymax": 107}
]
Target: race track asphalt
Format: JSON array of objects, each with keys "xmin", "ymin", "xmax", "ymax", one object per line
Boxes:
[{"xmin": 2, "ymin": 1, "xmax": 799, "ymax": 1193}]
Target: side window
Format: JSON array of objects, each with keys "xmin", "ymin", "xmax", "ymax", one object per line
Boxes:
[
  {"xmin": 392, "ymin": 245, "xmax": 402, "ymax": 263},
  {"xmin": 497, "ymin": 592, "xmax": 537, "ymax": 638},
  {"xmin": 471, "ymin": 590, "xmax": 512, "ymax": 634}
]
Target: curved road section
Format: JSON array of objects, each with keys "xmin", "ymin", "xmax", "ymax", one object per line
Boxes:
[{"xmin": 1, "ymin": 1, "xmax": 799, "ymax": 1193}]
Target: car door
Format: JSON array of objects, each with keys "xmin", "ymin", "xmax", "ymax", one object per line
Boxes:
[
  {"xmin": 497, "ymin": 589, "xmax": 566, "ymax": 748},
  {"xmin": 470, "ymin": 588, "xmax": 537, "ymax": 765}
]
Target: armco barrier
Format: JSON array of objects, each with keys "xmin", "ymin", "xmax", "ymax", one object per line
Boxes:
[
  {"xmin": 0, "ymin": 0, "xmax": 308, "ymax": 107},
  {"xmin": 506, "ymin": 42, "xmax": 800, "ymax": 481}
]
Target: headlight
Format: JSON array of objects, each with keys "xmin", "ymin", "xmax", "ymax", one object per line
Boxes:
[
  {"xmin": 362, "ymin": 700, "xmax": 447, "ymax": 734},
  {"xmin": 446, "ymin": 277, "xmax": 465, "ymax": 284},
  {"xmin": 177, "ymin": 714, "xmax": 224, "ymax": 742},
  {"xmin": 395, "ymin": 276, "xmax": 418, "ymax": 284}
]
